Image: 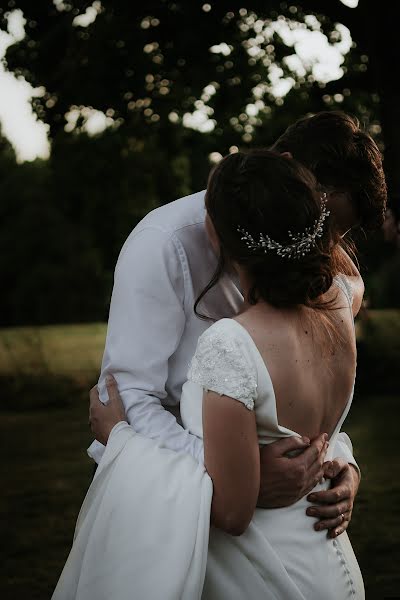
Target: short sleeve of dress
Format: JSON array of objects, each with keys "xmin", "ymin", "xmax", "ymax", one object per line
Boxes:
[
  {"xmin": 187, "ymin": 321, "xmax": 258, "ymax": 410},
  {"xmin": 334, "ymin": 275, "xmax": 354, "ymax": 308}
]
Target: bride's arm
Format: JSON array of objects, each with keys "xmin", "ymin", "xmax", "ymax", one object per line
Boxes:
[
  {"xmin": 203, "ymin": 390, "xmax": 260, "ymax": 536},
  {"xmin": 89, "ymin": 374, "xmax": 260, "ymax": 535}
]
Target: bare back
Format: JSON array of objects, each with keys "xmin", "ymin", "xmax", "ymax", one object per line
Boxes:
[{"xmin": 235, "ymin": 276, "xmax": 359, "ymax": 440}]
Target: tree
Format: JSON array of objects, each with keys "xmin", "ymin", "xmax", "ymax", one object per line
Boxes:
[
  {"xmin": 0, "ymin": 4, "xmax": 371, "ymax": 126},
  {"xmin": 3, "ymin": 1, "xmax": 386, "ymax": 184},
  {"xmin": 296, "ymin": 0, "xmax": 399, "ymax": 203},
  {"xmin": 1, "ymin": 0, "xmax": 397, "ymax": 323}
]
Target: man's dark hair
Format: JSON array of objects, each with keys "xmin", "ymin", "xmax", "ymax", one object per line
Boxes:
[{"xmin": 271, "ymin": 111, "xmax": 387, "ymax": 230}]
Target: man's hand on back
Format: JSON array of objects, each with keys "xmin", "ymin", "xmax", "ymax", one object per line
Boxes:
[
  {"xmin": 257, "ymin": 435, "xmax": 360, "ymax": 538},
  {"xmin": 306, "ymin": 458, "xmax": 360, "ymax": 538},
  {"xmin": 257, "ymin": 434, "xmax": 329, "ymax": 508}
]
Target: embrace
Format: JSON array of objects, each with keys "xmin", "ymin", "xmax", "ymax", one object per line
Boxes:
[{"xmin": 53, "ymin": 112, "xmax": 386, "ymax": 600}]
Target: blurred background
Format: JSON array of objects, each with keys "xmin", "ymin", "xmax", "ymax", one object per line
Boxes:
[{"xmin": 0, "ymin": 0, "xmax": 399, "ymax": 598}]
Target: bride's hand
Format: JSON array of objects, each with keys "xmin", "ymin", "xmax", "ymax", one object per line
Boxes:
[{"xmin": 89, "ymin": 375, "xmax": 127, "ymax": 445}]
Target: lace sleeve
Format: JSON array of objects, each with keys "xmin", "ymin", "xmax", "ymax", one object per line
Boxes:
[{"xmin": 187, "ymin": 323, "xmax": 257, "ymax": 410}]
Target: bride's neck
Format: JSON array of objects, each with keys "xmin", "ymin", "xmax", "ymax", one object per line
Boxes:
[
  {"xmin": 234, "ymin": 262, "xmax": 299, "ymax": 317},
  {"xmin": 234, "ymin": 264, "xmax": 269, "ymax": 312}
]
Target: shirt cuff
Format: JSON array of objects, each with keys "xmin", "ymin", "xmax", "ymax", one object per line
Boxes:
[
  {"xmin": 333, "ymin": 432, "xmax": 361, "ymax": 481},
  {"xmin": 87, "ymin": 421, "xmax": 130, "ymax": 463}
]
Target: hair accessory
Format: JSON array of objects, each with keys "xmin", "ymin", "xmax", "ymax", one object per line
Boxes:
[{"xmin": 237, "ymin": 193, "xmax": 330, "ymax": 260}]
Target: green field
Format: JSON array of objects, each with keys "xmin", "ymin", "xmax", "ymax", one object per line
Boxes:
[
  {"xmin": 0, "ymin": 323, "xmax": 106, "ymax": 378},
  {"xmin": 1, "ymin": 320, "xmax": 399, "ymax": 599},
  {"xmin": 1, "ymin": 309, "xmax": 399, "ymax": 378}
]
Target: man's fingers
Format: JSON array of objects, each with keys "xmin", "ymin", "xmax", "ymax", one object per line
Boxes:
[
  {"xmin": 327, "ymin": 523, "xmax": 348, "ymax": 539},
  {"xmin": 89, "ymin": 385, "xmax": 105, "ymax": 410},
  {"xmin": 269, "ymin": 434, "xmax": 328, "ymax": 499},
  {"xmin": 89, "ymin": 385, "xmax": 99, "ymax": 419},
  {"xmin": 299, "ymin": 435, "xmax": 329, "ymax": 471},
  {"xmin": 89, "ymin": 385, "xmax": 99, "ymax": 403},
  {"xmin": 303, "ymin": 457, "xmax": 325, "ymax": 487},
  {"xmin": 307, "ymin": 482, "xmax": 351, "ymax": 505},
  {"xmin": 105, "ymin": 374, "xmax": 119, "ymax": 403},
  {"xmin": 262, "ymin": 435, "xmax": 311, "ymax": 459},
  {"xmin": 324, "ymin": 458, "xmax": 348, "ymax": 480},
  {"xmin": 307, "ymin": 494, "xmax": 352, "ymax": 537},
  {"xmin": 313, "ymin": 511, "xmax": 350, "ymax": 534},
  {"xmin": 305, "ymin": 455, "xmax": 356, "ymax": 539},
  {"xmin": 306, "ymin": 500, "xmax": 352, "ymax": 520}
]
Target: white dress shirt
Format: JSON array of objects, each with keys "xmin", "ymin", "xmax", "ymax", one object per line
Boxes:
[{"xmin": 88, "ymin": 191, "xmax": 357, "ymax": 470}]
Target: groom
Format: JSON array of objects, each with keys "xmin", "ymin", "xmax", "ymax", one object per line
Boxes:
[{"xmin": 89, "ymin": 111, "xmax": 386, "ymax": 537}]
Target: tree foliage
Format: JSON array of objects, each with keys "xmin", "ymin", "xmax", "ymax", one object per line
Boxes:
[
  {"xmin": 0, "ymin": 0, "xmax": 398, "ymax": 325},
  {"xmin": 2, "ymin": 1, "xmax": 379, "ymax": 140}
]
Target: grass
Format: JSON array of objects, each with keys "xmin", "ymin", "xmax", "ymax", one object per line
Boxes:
[
  {"xmin": 345, "ymin": 394, "xmax": 400, "ymax": 598},
  {"xmin": 0, "ymin": 323, "xmax": 104, "ymax": 599},
  {"xmin": 2, "ymin": 391, "xmax": 398, "ymax": 599},
  {"xmin": 1, "ymin": 392, "xmax": 94, "ymax": 600},
  {"xmin": 0, "ymin": 309, "xmax": 399, "ymax": 378},
  {"xmin": 1, "ymin": 317, "xmax": 399, "ymax": 598},
  {"xmin": 0, "ymin": 323, "xmax": 106, "ymax": 378},
  {"xmin": 356, "ymin": 308, "xmax": 400, "ymax": 348}
]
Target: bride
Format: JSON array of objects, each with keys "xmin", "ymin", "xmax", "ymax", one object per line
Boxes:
[{"xmin": 53, "ymin": 150, "xmax": 364, "ymax": 599}]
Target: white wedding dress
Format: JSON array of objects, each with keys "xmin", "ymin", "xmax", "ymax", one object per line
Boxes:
[{"xmin": 53, "ymin": 278, "xmax": 364, "ymax": 600}]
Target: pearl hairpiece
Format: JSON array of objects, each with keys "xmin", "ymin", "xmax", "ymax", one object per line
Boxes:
[{"xmin": 237, "ymin": 193, "xmax": 330, "ymax": 260}]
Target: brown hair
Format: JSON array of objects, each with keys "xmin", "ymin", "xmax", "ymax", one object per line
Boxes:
[
  {"xmin": 195, "ymin": 150, "xmax": 343, "ymax": 316},
  {"xmin": 271, "ymin": 111, "xmax": 387, "ymax": 230}
]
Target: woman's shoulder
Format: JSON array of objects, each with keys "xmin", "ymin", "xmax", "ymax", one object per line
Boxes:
[
  {"xmin": 197, "ymin": 315, "xmax": 273, "ymax": 375},
  {"xmin": 198, "ymin": 318, "xmax": 256, "ymax": 352},
  {"xmin": 334, "ymin": 247, "xmax": 364, "ymax": 316},
  {"xmin": 199, "ymin": 317, "xmax": 242, "ymax": 341},
  {"xmin": 333, "ymin": 273, "xmax": 364, "ymax": 317},
  {"xmin": 189, "ymin": 319, "xmax": 258, "ymax": 408}
]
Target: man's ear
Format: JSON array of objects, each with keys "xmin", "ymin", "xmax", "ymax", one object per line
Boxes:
[{"xmin": 280, "ymin": 151, "xmax": 293, "ymax": 159}]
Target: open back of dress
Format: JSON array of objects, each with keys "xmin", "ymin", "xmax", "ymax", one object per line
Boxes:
[{"xmin": 182, "ymin": 276, "xmax": 364, "ymax": 600}]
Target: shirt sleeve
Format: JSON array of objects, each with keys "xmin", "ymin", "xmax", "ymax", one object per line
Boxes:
[
  {"xmin": 87, "ymin": 226, "xmax": 204, "ymax": 464},
  {"xmin": 187, "ymin": 324, "xmax": 258, "ymax": 410},
  {"xmin": 331, "ymin": 431, "xmax": 360, "ymax": 478}
]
